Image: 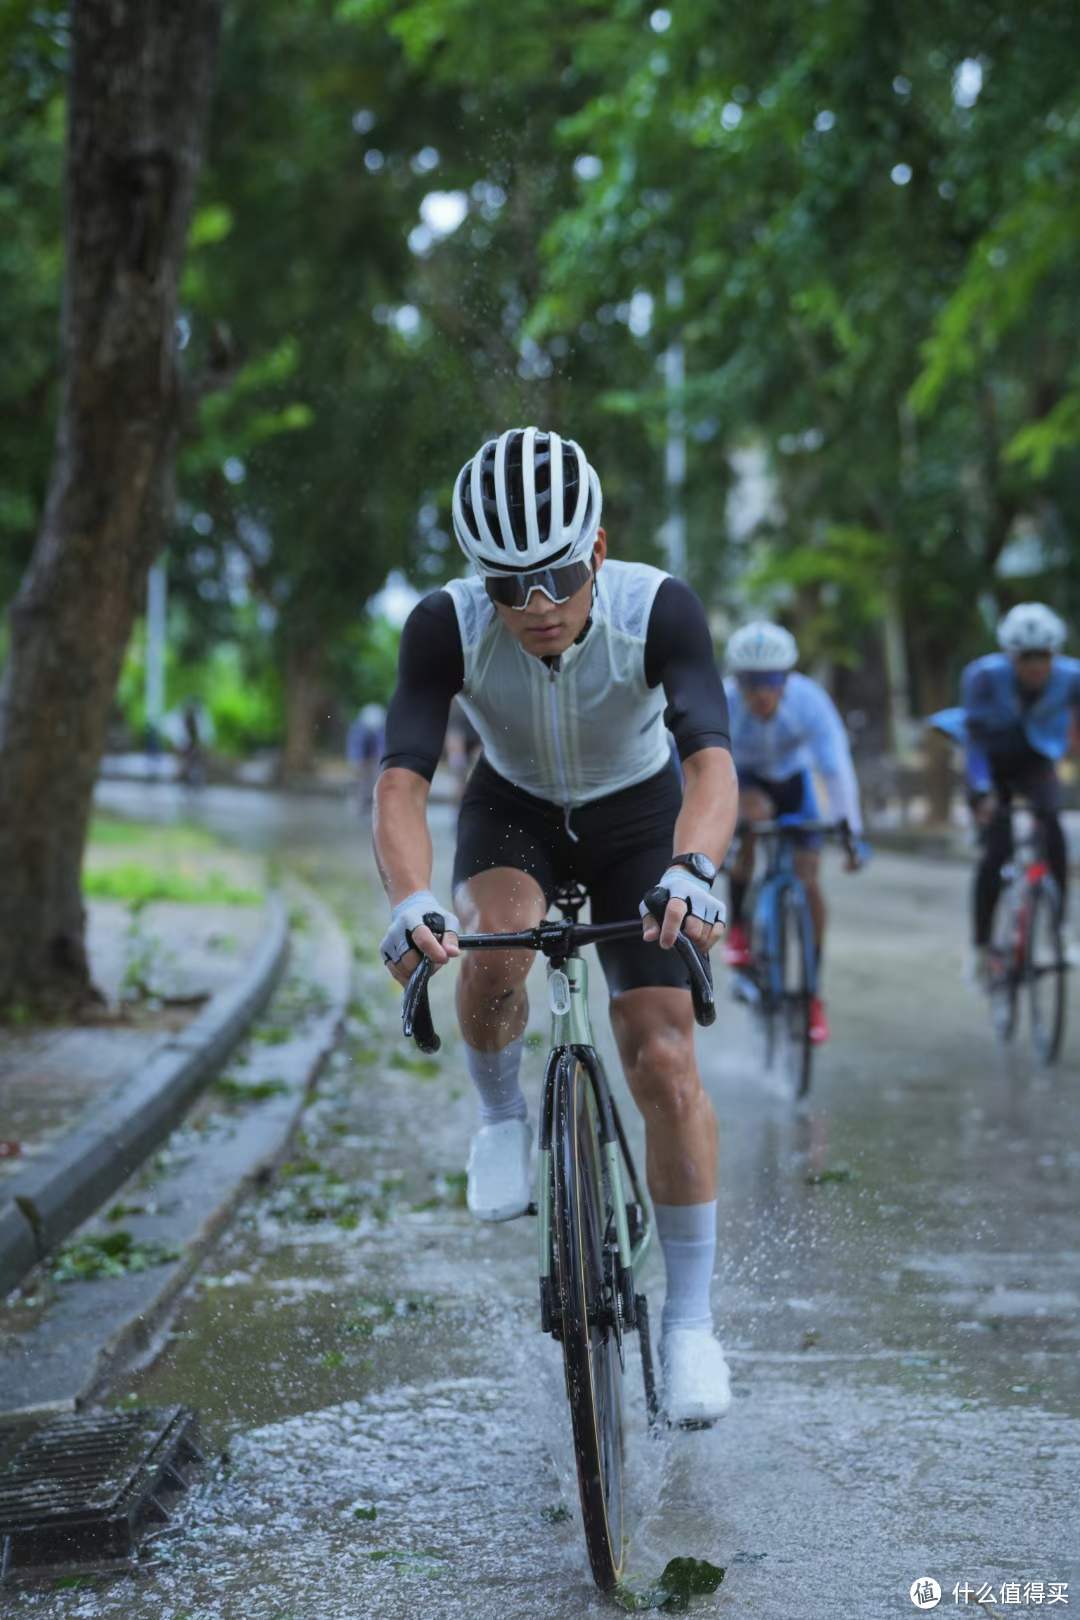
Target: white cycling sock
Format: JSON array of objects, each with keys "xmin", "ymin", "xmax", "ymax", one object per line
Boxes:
[
  {"xmin": 464, "ymin": 1037, "xmax": 527, "ymax": 1126},
  {"xmin": 655, "ymin": 1200, "xmax": 717, "ymax": 1333}
]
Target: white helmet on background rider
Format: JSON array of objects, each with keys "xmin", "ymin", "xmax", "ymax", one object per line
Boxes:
[
  {"xmin": 451, "ymin": 427, "xmax": 602, "ymax": 576},
  {"xmin": 726, "ymin": 620, "xmax": 799, "ymax": 673},
  {"xmin": 996, "ymin": 602, "xmax": 1066, "ymax": 655}
]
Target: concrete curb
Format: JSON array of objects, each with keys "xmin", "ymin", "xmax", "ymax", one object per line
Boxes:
[
  {"xmin": 0, "ymin": 895, "xmax": 289, "ymax": 1299},
  {"xmin": 0, "ymin": 877, "xmax": 350, "ymax": 1418}
]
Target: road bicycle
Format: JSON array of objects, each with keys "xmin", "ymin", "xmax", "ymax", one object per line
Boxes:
[
  {"xmin": 727, "ymin": 819, "xmax": 856, "ymax": 1100},
  {"xmin": 987, "ymin": 806, "xmax": 1068, "ymax": 1065},
  {"xmin": 399, "ymin": 883, "xmax": 714, "ymax": 1592}
]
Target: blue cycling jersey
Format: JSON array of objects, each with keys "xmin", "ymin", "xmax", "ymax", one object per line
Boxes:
[
  {"xmin": 929, "ymin": 652, "xmax": 1080, "ymax": 792},
  {"xmin": 724, "ymin": 671, "xmax": 863, "ymax": 832}
]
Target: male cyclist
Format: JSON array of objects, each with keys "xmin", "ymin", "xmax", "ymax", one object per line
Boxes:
[
  {"xmin": 374, "ymin": 427, "xmax": 738, "ymax": 1423},
  {"xmin": 721, "ymin": 621, "xmax": 864, "ymax": 1044},
  {"xmin": 953, "ymin": 603, "xmax": 1080, "ymax": 981}
]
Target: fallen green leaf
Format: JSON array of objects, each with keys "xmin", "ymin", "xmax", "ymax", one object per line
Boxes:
[
  {"xmin": 52, "ymin": 1231, "xmax": 180, "ymax": 1283},
  {"xmin": 804, "ymin": 1166, "xmax": 855, "ymax": 1185},
  {"xmin": 615, "ymin": 1557, "xmax": 726, "ymax": 1612}
]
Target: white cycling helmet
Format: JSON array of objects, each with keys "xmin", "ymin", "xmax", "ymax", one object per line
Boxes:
[
  {"xmin": 997, "ymin": 601, "xmax": 1066, "ymax": 655},
  {"xmin": 451, "ymin": 427, "xmax": 602, "ymax": 576},
  {"xmin": 727, "ymin": 620, "xmax": 799, "ymax": 673}
]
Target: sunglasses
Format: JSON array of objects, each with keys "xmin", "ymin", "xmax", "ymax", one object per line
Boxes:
[
  {"xmin": 1016, "ymin": 649, "xmax": 1053, "ymax": 662},
  {"xmin": 737, "ymin": 671, "xmax": 788, "ymax": 691},
  {"xmin": 484, "ymin": 559, "xmax": 593, "ymax": 611}
]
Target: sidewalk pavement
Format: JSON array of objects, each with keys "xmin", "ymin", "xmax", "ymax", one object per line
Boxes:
[
  {"xmin": 0, "ymin": 877, "xmax": 350, "ymax": 1418},
  {"xmin": 0, "ymin": 850, "xmax": 289, "ymax": 1300}
]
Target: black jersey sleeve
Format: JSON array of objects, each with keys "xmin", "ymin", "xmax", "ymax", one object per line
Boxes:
[
  {"xmin": 380, "ymin": 590, "xmax": 465, "ymax": 780},
  {"xmin": 645, "ymin": 577, "xmax": 731, "ymax": 760}
]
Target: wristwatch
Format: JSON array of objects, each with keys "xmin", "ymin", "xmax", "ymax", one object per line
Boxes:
[{"xmin": 669, "ymin": 852, "xmax": 718, "ymax": 888}]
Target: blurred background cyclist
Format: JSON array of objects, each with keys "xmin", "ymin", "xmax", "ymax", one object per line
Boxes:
[
  {"xmin": 722, "ymin": 620, "xmax": 865, "ymax": 1045},
  {"xmin": 945, "ymin": 603, "xmax": 1080, "ymax": 985}
]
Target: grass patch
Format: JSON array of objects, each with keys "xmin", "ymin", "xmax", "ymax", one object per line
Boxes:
[
  {"xmin": 253, "ymin": 1023, "xmax": 291, "ymax": 1046},
  {"xmin": 88, "ymin": 817, "xmax": 221, "ymax": 854},
  {"xmin": 389, "ymin": 1051, "xmax": 441, "ymax": 1080},
  {"xmin": 215, "ymin": 1075, "xmax": 290, "ymax": 1104},
  {"xmin": 268, "ymin": 1160, "xmax": 388, "ymax": 1226},
  {"xmin": 52, "ymin": 1230, "xmax": 179, "ymax": 1283},
  {"xmin": 411, "ymin": 1171, "xmax": 467, "ymax": 1212},
  {"xmin": 273, "ymin": 976, "xmax": 332, "ymax": 1024},
  {"xmin": 84, "ymin": 864, "xmax": 261, "ymax": 906}
]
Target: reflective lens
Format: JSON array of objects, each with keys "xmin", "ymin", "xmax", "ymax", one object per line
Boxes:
[
  {"xmin": 737, "ymin": 671, "xmax": 788, "ymax": 690},
  {"xmin": 484, "ymin": 559, "xmax": 592, "ymax": 610}
]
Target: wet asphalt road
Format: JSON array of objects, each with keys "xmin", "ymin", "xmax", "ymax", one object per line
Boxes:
[{"xmin": 18, "ymin": 783, "xmax": 1080, "ymax": 1619}]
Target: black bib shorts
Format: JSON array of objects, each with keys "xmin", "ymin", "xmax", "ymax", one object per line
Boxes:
[{"xmin": 452, "ymin": 756, "xmax": 691, "ymax": 995}]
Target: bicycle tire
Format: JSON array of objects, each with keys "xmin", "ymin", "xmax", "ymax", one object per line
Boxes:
[
  {"xmin": 552, "ymin": 1051, "xmax": 625, "ymax": 1591},
  {"xmin": 778, "ymin": 884, "xmax": 814, "ymax": 1098},
  {"xmin": 989, "ymin": 885, "xmax": 1020, "ymax": 1044},
  {"xmin": 1028, "ymin": 877, "xmax": 1066, "ymax": 1066},
  {"xmin": 751, "ymin": 892, "xmax": 779, "ymax": 1071}
]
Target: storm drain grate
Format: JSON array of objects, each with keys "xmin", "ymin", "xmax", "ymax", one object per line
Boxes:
[{"xmin": 0, "ymin": 1405, "xmax": 203, "ymax": 1581}]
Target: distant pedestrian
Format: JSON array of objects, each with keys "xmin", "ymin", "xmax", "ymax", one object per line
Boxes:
[
  {"xmin": 347, "ymin": 702, "xmax": 386, "ymax": 814},
  {"xmin": 178, "ymin": 702, "xmax": 206, "ymax": 788}
]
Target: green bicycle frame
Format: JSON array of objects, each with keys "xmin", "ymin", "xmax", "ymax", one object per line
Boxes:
[{"xmin": 535, "ymin": 952, "xmax": 652, "ymax": 1303}]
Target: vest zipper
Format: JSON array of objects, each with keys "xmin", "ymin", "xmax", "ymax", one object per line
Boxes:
[{"xmin": 547, "ymin": 660, "xmax": 579, "ymax": 842}]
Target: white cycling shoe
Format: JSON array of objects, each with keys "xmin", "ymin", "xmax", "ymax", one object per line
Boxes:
[
  {"xmin": 660, "ymin": 1327, "xmax": 733, "ymax": 1425},
  {"xmin": 465, "ymin": 1119, "xmax": 533, "ymax": 1222}
]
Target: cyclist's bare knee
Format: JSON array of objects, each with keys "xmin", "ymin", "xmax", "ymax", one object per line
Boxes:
[
  {"xmin": 734, "ymin": 789, "xmax": 771, "ymax": 878},
  {"xmin": 454, "ymin": 867, "xmax": 545, "ymax": 1043},
  {"xmin": 610, "ymin": 990, "xmax": 704, "ymax": 1116},
  {"xmin": 793, "ymin": 849, "xmax": 821, "ymax": 887},
  {"xmin": 453, "ymin": 866, "xmax": 547, "ymax": 934}
]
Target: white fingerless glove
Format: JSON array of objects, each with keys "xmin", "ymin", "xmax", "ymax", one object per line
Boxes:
[
  {"xmin": 380, "ymin": 890, "xmax": 461, "ymax": 965},
  {"xmin": 641, "ymin": 868, "xmax": 727, "ymax": 931}
]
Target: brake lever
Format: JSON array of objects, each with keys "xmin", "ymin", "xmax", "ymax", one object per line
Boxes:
[
  {"xmin": 400, "ymin": 912, "xmax": 444, "ymax": 1053},
  {"xmin": 642, "ymin": 886, "xmax": 717, "ymax": 1028}
]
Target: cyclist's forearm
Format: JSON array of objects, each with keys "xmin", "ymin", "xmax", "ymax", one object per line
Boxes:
[
  {"xmin": 965, "ymin": 741, "xmax": 992, "ymax": 795},
  {"xmin": 373, "ymin": 767, "xmax": 436, "ymax": 904},
  {"xmin": 819, "ymin": 761, "xmax": 864, "ymax": 834},
  {"xmin": 673, "ymin": 746, "xmax": 738, "ymax": 864}
]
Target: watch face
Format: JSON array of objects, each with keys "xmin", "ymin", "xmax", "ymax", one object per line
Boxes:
[{"xmin": 674, "ymin": 853, "xmax": 717, "ymax": 886}]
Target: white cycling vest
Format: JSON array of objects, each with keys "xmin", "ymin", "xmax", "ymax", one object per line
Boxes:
[{"xmin": 444, "ymin": 560, "xmax": 671, "ymax": 826}]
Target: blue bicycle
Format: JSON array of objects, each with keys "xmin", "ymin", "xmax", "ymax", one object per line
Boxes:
[{"xmin": 730, "ymin": 818, "xmax": 857, "ymax": 1098}]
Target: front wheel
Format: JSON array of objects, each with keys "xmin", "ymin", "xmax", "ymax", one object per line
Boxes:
[
  {"xmin": 989, "ymin": 885, "xmax": 1020, "ymax": 1045},
  {"xmin": 1028, "ymin": 878, "xmax": 1066, "ymax": 1066},
  {"xmin": 552, "ymin": 1053, "xmax": 625, "ymax": 1592}
]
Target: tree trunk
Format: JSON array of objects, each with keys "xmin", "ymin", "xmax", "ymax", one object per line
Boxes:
[
  {"xmin": 0, "ymin": 0, "xmax": 222, "ymax": 1012},
  {"xmin": 913, "ymin": 639, "xmax": 957, "ymax": 826},
  {"xmin": 281, "ymin": 644, "xmax": 327, "ymax": 781}
]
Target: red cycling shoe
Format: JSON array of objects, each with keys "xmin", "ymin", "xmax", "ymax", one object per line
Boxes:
[
  {"xmin": 723, "ymin": 922, "xmax": 753, "ymax": 969},
  {"xmin": 808, "ymin": 996, "xmax": 830, "ymax": 1045}
]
